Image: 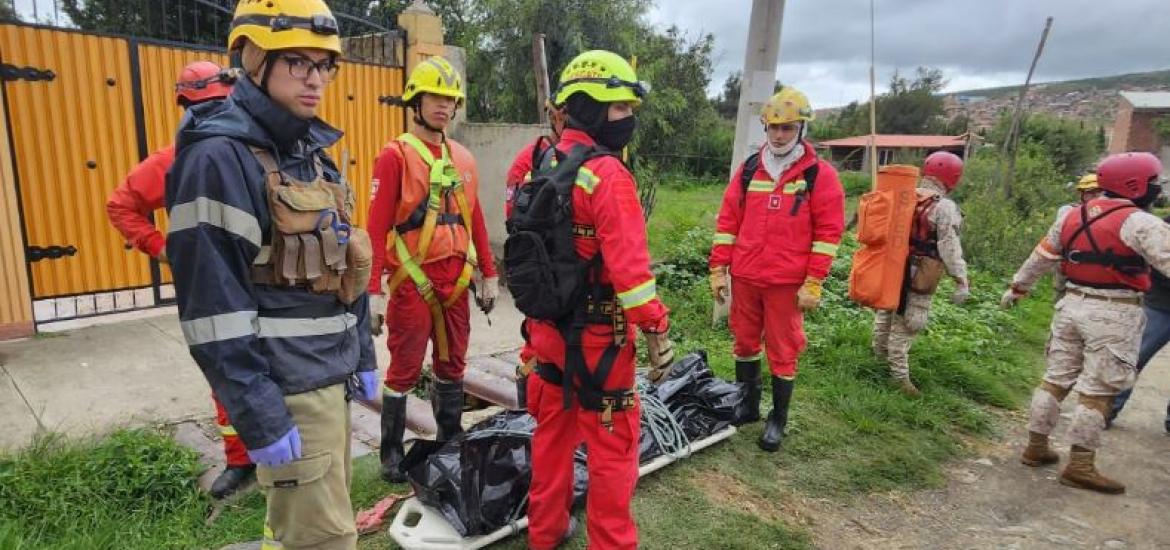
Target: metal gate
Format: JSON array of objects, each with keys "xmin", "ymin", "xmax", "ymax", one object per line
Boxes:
[{"xmin": 0, "ymin": 23, "xmax": 404, "ymax": 322}]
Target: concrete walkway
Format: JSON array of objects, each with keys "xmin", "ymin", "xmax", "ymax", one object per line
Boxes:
[{"xmin": 0, "ymin": 293, "xmax": 526, "ymax": 451}]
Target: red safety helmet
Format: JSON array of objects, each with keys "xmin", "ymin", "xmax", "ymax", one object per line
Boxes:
[
  {"xmin": 1096, "ymin": 152, "xmax": 1163, "ymax": 200},
  {"xmin": 922, "ymin": 151, "xmax": 964, "ymax": 191},
  {"xmin": 175, "ymin": 61, "xmax": 234, "ymax": 107}
]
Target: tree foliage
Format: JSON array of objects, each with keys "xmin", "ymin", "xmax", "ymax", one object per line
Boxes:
[
  {"xmin": 814, "ymin": 67, "xmax": 949, "ymax": 139},
  {"xmin": 987, "ymin": 113, "xmax": 1102, "ymax": 177}
]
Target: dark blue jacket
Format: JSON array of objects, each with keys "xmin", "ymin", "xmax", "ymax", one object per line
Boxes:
[{"xmin": 166, "ymin": 76, "xmax": 376, "ymax": 450}]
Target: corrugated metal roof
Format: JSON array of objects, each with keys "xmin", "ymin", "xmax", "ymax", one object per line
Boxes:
[
  {"xmin": 1120, "ymin": 91, "xmax": 1170, "ymax": 110},
  {"xmin": 819, "ymin": 134, "xmax": 968, "ymax": 148}
]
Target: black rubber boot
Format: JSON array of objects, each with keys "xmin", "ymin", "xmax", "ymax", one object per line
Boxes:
[
  {"xmin": 515, "ymin": 372, "xmax": 529, "ymax": 410},
  {"xmin": 380, "ymin": 393, "xmax": 408, "ymax": 483},
  {"xmin": 209, "ymin": 464, "xmax": 256, "ymax": 499},
  {"xmin": 432, "ymin": 379, "xmax": 465, "ymax": 442},
  {"xmin": 758, "ymin": 376, "xmax": 794, "ymax": 452},
  {"xmin": 732, "ymin": 359, "xmax": 762, "ymax": 425}
]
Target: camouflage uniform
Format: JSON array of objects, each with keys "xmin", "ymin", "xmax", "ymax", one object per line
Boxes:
[
  {"xmin": 1011, "ymin": 206, "xmax": 1170, "ymax": 451},
  {"xmin": 1051, "ymin": 204, "xmax": 1074, "ymax": 301},
  {"xmin": 873, "ymin": 179, "xmax": 968, "ymax": 382}
]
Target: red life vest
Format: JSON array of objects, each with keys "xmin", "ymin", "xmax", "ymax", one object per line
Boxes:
[{"xmin": 1060, "ymin": 198, "xmax": 1150, "ymax": 291}]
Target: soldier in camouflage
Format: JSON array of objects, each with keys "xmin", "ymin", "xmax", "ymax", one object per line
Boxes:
[
  {"xmin": 1002, "ymin": 152, "xmax": 1169, "ymax": 495},
  {"xmin": 873, "ymin": 152, "xmax": 969, "ymax": 397}
]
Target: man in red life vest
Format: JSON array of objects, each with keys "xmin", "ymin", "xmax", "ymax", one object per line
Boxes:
[{"xmin": 1003, "ymin": 152, "xmax": 1170, "ymax": 494}]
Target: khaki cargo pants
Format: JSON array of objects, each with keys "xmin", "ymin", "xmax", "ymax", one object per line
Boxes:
[
  {"xmin": 1027, "ymin": 292, "xmax": 1141, "ymax": 450},
  {"xmin": 872, "ymin": 291, "xmax": 934, "ymax": 381},
  {"xmin": 259, "ymin": 383, "xmax": 356, "ymax": 550}
]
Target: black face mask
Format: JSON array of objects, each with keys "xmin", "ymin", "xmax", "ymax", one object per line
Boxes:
[{"xmin": 596, "ymin": 115, "xmax": 636, "ymax": 151}]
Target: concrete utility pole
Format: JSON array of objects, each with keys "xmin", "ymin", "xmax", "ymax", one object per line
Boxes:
[{"xmin": 729, "ymin": 0, "xmax": 786, "ymax": 180}]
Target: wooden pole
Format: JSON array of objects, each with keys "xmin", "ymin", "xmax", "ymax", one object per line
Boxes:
[
  {"xmin": 1000, "ymin": 16, "xmax": 1054, "ymax": 198},
  {"xmin": 532, "ymin": 33, "xmax": 550, "ymax": 126},
  {"xmin": 868, "ymin": 0, "xmax": 878, "ymax": 190}
]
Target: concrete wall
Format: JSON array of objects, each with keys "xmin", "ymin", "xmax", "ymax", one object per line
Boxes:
[
  {"xmin": 1111, "ymin": 101, "xmax": 1167, "ymax": 155},
  {"xmin": 449, "ymin": 123, "xmax": 546, "ymax": 255}
]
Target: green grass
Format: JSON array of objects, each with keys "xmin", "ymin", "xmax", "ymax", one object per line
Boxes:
[
  {"xmin": 647, "ymin": 184, "xmax": 1051, "ymax": 497},
  {"xmin": 0, "ymin": 183, "xmax": 1052, "ymax": 549}
]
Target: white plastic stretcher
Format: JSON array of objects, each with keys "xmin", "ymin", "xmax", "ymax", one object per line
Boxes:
[{"xmin": 387, "ymin": 425, "xmax": 737, "ymax": 549}]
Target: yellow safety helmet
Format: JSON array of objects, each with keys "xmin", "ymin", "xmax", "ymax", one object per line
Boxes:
[
  {"xmin": 1075, "ymin": 173, "xmax": 1099, "ymax": 191},
  {"xmin": 761, "ymin": 86, "xmax": 815, "ymax": 125},
  {"xmin": 553, "ymin": 50, "xmax": 649, "ymax": 106},
  {"xmin": 228, "ymin": 0, "xmax": 342, "ymax": 55},
  {"xmin": 402, "ymin": 56, "xmax": 465, "ymax": 104}
]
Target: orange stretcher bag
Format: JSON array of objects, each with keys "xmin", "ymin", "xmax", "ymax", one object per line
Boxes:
[{"xmin": 848, "ymin": 165, "xmax": 920, "ymax": 311}]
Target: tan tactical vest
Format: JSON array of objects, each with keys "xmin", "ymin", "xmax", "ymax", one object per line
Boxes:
[{"xmin": 249, "ymin": 146, "xmax": 372, "ymax": 304}]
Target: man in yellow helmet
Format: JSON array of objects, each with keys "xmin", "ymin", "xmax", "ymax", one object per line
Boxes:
[
  {"xmin": 166, "ymin": 0, "xmax": 377, "ymax": 548},
  {"xmin": 509, "ymin": 50, "xmax": 671, "ymax": 550},
  {"xmin": 366, "ymin": 56, "xmax": 497, "ymax": 483},
  {"xmin": 1050, "ymin": 174, "xmax": 1105, "ymax": 301},
  {"xmin": 708, "ymin": 87, "xmax": 845, "ymax": 451}
]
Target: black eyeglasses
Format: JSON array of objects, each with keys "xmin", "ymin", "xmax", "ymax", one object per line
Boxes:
[{"xmin": 277, "ymin": 54, "xmax": 340, "ymax": 82}]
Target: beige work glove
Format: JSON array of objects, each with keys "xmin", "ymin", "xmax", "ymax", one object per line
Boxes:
[
  {"xmin": 643, "ymin": 321, "xmax": 676, "ymax": 385},
  {"xmin": 1000, "ymin": 285, "xmax": 1026, "ymax": 310},
  {"xmin": 369, "ymin": 293, "xmax": 388, "ymax": 336},
  {"xmin": 796, "ymin": 277, "xmax": 823, "ymax": 311},
  {"xmin": 951, "ymin": 277, "xmax": 970, "ymax": 305},
  {"xmin": 710, "ymin": 266, "xmax": 730, "ymax": 304}
]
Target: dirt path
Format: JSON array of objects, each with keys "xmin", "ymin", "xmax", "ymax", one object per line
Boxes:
[{"xmin": 801, "ymin": 353, "xmax": 1170, "ymax": 549}]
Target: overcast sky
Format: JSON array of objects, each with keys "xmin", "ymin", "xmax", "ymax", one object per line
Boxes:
[{"xmin": 648, "ymin": 0, "xmax": 1170, "ymax": 108}]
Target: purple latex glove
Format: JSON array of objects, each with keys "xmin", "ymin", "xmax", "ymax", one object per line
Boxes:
[
  {"xmin": 357, "ymin": 370, "xmax": 380, "ymax": 402},
  {"xmin": 247, "ymin": 427, "xmax": 302, "ymax": 467}
]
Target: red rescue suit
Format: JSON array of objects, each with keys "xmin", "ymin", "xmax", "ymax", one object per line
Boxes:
[
  {"xmin": 106, "ymin": 145, "xmax": 174, "ymax": 258},
  {"xmin": 510, "ymin": 129, "xmax": 668, "ymax": 550},
  {"xmin": 367, "ymin": 136, "xmax": 496, "ymax": 391},
  {"xmin": 105, "ymin": 144, "xmax": 249, "ymax": 467},
  {"xmin": 709, "ymin": 142, "xmax": 845, "ymax": 377},
  {"xmin": 1060, "ymin": 198, "xmax": 1151, "ymax": 292}
]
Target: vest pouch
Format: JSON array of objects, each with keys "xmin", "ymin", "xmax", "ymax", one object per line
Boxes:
[
  {"xmin": 271, "ymin": 183, "xmax": 338, "ymax": 234},
  {"xmin": 339, "ymin": 227, "xmax": 373, "ymax": 305},
  {"xmin": 265, "ymin": 179, "xmax": 347, "ymax": 290},
  {"xmin": 909, "ymin": 255, "xmax": 945, "ymax": 294}
]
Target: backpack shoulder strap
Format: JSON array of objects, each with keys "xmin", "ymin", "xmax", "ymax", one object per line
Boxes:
[
  {"xmin": 739, "ymin": 152, "xmax": 761, "ymax": 199},
  {"xmin": 530, "ymin": 135, "xmax": 553, "ymax": 176},
  {"xmin": 786, "ymin": 160, "xmax": 821, "ymax": 216},
  {"xmin": 802, "ymin": 162, "xmax": 819, "ymax": 195}
]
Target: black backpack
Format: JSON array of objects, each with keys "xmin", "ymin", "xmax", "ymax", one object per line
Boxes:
[{"xmin": 504, "ymin": 142, "xmax": 612, "ymax": 321}]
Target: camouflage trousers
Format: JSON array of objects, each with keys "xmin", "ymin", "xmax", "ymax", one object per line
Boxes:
[
  {"xmin": 1027, "ymin": 292, "xmax": 1142, "ymax": 450},
  {"xmin": 872, "ymin": 291, "xmax": 933, "ymax": 381}
]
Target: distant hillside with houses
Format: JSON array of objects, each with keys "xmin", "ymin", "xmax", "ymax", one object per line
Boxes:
[
  {"xmin": 944, "ymin": 69, "xmax": 1170, "ymax": 132},
  {"xmin": 814, "ymin": 69, "xmax": 1170, "ymax": 136}
]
